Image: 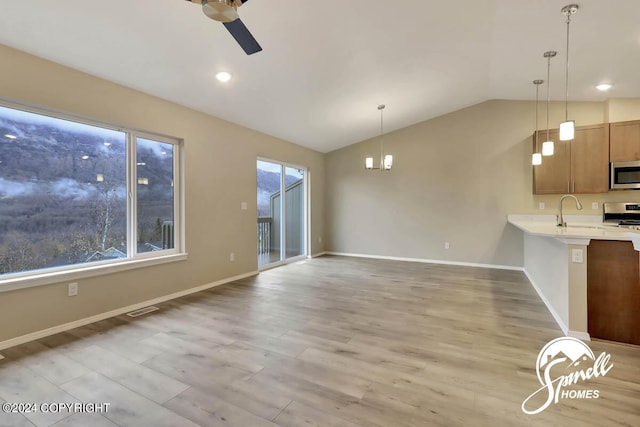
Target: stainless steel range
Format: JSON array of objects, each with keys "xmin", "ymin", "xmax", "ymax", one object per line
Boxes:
[{"xmin": 603, "ymin": 202, "xmax": 640, "ymax": 230}]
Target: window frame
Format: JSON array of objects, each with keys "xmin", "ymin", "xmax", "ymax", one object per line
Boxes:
[{"xmin": 0, "ymin": 98, "xmax": 186, "ymax": 292}]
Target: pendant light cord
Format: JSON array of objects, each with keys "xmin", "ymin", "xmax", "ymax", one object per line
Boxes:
[
  {"xmin": 535, "ymin": 83, "xmax": 540, "ymax": 146},
  {"xmin": 546, "ymin": 56, "xmax": 551, "ymax": 142},
  {"xmin": 565, "ymin": 14, "xmax": 571, "ymax": 121}
]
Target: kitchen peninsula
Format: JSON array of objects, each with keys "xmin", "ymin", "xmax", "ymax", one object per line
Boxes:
[{"xmin": 508, "ymin": 214, "xmax": 640, "ymax": 345}]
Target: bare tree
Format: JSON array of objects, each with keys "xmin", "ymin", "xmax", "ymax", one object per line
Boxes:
[
  {"xmin": 93, "ymin": 182, "xmax": 120, "ymax": 251},
  {"xmin": 0, "ymin": 232, "xmax": 42, "ymax": 273}
]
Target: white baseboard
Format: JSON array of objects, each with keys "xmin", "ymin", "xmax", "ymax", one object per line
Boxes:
[
  {"xmin": 0, "ymin": 270, "xmax": 259, "ymax": 351},
  {"xmin": 310, "ymin": 251, "xmax": 328, "ymax": 258},
  {"xmin": 523, "ymin": 269, "xmax": 570, "ymax": 336},
  {"xmin": 325, "ymin": 252, "xmax": 524, "ymax": 271},
  {"xmin": 568, "ymin": 330, "xmax": 591, "ymax": 341}
]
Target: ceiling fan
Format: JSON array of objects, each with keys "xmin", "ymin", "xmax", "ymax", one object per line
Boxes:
[{"xmin": 186, "ymin": 0, "xmax": 262, "ymax": 55}]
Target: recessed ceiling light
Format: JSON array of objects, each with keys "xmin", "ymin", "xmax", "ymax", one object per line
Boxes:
[
  {"xmin": 137, "ymin": 162, "xmax": 146, "ymax": 166},
  {"xmin": 103, "ymin": 141, "xmax": 111, "ymax": 146},
  {"xmin": 81, "ymin": 155, "xmax": 89, "ymax": 160},
  {"xmin": 216, "ymin": 71, "xmax": 232, "ymax": 83},
  {"xmin": 4, "ymin": 134, "xmax": 17, "ymax": 139},
  {"xmin": 596, "ymin": 84, "xmax": 612, "ymax": 91}
]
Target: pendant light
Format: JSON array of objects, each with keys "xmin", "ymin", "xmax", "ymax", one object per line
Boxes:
[
  {"xmin": 365, "ymin": 104, "xmax": 392, "ymax": 171},
  {"xmin": 532, "ymin": 79, "xmax": 544, "ymax": 166},
  {"xmin": 542, "ymin": 51, "xmax": 557, "ymax": 157},
  {"xmin": 559, "ymin": 4, "xmax": 578, "ymax": 141}
]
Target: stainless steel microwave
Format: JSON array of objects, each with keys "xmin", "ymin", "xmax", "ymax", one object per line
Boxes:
[{"xmin": 611, "ymin": 161, "xmax": 640, "ymax": 189}]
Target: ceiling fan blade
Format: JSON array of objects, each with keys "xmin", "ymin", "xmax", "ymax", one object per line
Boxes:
[{"xmin": 223, "ymin": 18, "xmax": 262, "ymax": 55}]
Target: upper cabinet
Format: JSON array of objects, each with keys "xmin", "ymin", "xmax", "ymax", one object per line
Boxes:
[
  {"xmin": 610, "ymin": 120, "xmax": 640, "ymax": 162},
  {"xmin": 571, "ymin": 124, "xmax": 610, "ymax": 194},
  {"xmin": 533, "ymin": 124, "xmax": 609, "ymax": 195}
]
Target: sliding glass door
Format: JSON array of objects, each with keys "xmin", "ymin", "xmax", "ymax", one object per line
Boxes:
[
  {"xmin": 284, "ymin": 166, "xmax": 305, "ymax": 259},
  {"xmin": 257, "ymin": 160, "xmax": 307, "ymax": 268}
]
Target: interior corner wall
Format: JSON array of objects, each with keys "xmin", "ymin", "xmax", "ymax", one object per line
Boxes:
[
  {"xmin": 324, "ymin": 99, "xmax": 607, "ymax": 267},
  {"xmin": 0, "ymin": 44, "xmax": 325, "ymax": 343}
]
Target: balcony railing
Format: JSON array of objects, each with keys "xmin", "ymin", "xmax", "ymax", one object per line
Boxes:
[{"xmin": 257, "ymin": 217, "xmax": 272, "ymax": 256}]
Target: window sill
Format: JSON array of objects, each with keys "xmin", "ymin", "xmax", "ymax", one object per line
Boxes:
[{"xmin": 0, "ymin": 253, "xmax": 188, "ymax": 293}]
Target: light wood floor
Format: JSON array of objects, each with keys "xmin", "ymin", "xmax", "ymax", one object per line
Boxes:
[{"xmin": 0, "ymin": 256, "xmax": 638, "ymax": 426}]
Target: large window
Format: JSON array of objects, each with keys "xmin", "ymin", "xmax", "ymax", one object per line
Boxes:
[{"xmin": 0, "ymin": 101, "xmax": 181, "ymax": 281}]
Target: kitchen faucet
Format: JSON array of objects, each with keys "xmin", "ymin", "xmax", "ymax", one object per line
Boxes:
[{"xmin": 557, "ymin": 195, "xmax": 583, "ymax": 227}]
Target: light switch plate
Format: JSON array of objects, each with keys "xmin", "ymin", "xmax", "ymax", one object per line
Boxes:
[
  {"xmin": 592, "ymin": 202, "xmax": 599, "ymax": 210},
  {"xmin": 241, "ymin": 202, "xmax": 247, "ymax": 210},
  {"xmin": 539, "ymin": 202, "xmax": 545, "ymax": 210},
  {"xmin": 571, "ymin": 249, "xmax": 584, "ymax": 263}
]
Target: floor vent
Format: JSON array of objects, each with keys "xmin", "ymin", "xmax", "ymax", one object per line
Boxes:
[{"xmin": 126, "ymin": 306, "xmax": 159, "ymax": 318}]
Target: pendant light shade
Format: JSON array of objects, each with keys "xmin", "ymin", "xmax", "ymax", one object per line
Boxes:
[
  {"xmin": 560, "ymin": 4, "xmax": 578, "ymax": 141},
  {"xmin": 532, "ymin": 79, "xmax": 544, "ymax": 166},
  {"xmin": 532, "ymin": 153, "xmax": 543, "ymax": 166},
  {"xmin": 543, "ymin": 50, "xmax": 557, "ymax": 157},
  {"xmin": 364, "ymin": 104, "xmax": 392, "ymax": 171},
  {"xmin": 559, "ymin": 120, "xmax": 575, "ymax": 141}
]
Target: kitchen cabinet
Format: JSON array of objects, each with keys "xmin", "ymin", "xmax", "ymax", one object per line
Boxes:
[
  {"xmin": 610, "ymin": 120, "xmax": 640, "ymax": 162},
  {"xmin": 587, "ymin": 240, "xmax": 640, "ymax": 346},
  {"xmin": 533, "ymin": 124, "xmax": 609, "ymax": 194}
]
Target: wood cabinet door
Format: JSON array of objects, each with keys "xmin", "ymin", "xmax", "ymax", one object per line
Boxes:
[
  {"xmin": 610, "ymin": 121, "xmax": 640, "ymax": 162},
  {"xmin": 587, "ymin": 240, "xmax": 640, "ymax": 346},
  {"xmin": 533, "ymin": 129, "xmax": 571, "ymax": 194},
  {"xmin": 571, "ymin": 124, "xmax": 610, "ymax": 194}
]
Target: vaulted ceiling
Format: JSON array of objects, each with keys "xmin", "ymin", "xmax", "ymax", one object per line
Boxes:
[{"xmin": 1, "ymin": 0, "xmax": 639, "ymax": 152}]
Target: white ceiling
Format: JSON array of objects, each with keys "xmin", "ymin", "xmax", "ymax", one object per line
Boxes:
[{"xmin": 0, "ymin": 0, "xmax": 639, "ymax": 152}]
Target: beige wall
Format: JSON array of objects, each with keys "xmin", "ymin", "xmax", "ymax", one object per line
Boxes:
[
  {"xmin": 325, "ymin": 99, "xmax": 640, "ymax": 267},
  {"xmin": 606, "ymin": 98, "xmax": 640, "ymax": 122},
  {"xmin": 0, "ymin": 44, "xmax": 325, "ymax": 342}
]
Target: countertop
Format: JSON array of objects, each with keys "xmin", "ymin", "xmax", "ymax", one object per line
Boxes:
[{"xmin": 507, "ymin": 214, "xmax": 640, "ymax": 248}]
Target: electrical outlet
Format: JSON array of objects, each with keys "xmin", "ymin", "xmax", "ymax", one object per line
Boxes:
[
  {"xmin": 444, "ymin": 242, "xmax": 450, "ymax": 249},
  {"xmin": 241, "ymin": 202, "xmax": 247, "ymax": 210},
  {"xmin": 230, "ymin": 252, "xmax": 235, "ymax": 262},
  {"xmin": 539, "ymin": 202, "xmax": 545, "ymax": 210},
  {"xmin": 571, "ymin": 249, "xmax": 584, "ymax": 263},
  {"xmin": 68, "ymin": 282, "xmax": 78, "ymax": 297},
  {"xmin": 318, "ymin": 236, "xmax": 322, "ymax": 243},
  {"xmin": 592, "ymin": 202, "xmax": 599, "ymax": 210}
]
